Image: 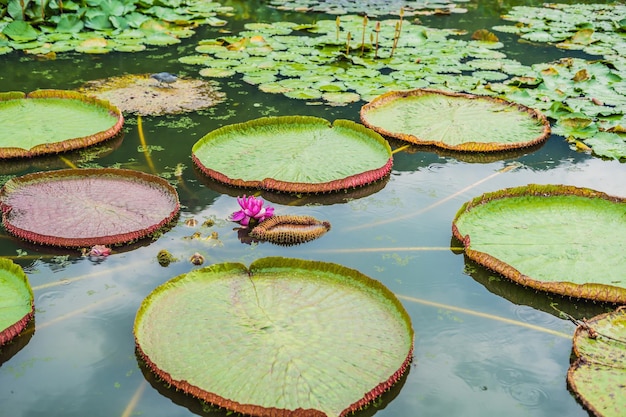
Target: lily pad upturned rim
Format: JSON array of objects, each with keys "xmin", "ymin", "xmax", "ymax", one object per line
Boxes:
[
  {"xmin": 191, "ymin": 115, "xmax": 393, "ymax": 194},
  {"xmin": 134, "ymin": 257, "xmax": 414, "ymax": 417},
  {"xmin": 0, "ymin": 168, "xmax": 180, "ymax": 247},
  {"xmin": 0, "ymin": 258, "xmax": 34, "ymax": 347},
  {"xmin": 452, "ymin": 184, "xmax": 626, "ymax": 303},
  {"xmin": 360, "ymin": 88, "xmax": 551, "ymax": 152},
  {"xmin": 567, "ymin": 306, "xmax": 626, "ymax": 417},
  {"xmin": 0, "ymin": 90, "xmax": 124, "ymax": 159}
]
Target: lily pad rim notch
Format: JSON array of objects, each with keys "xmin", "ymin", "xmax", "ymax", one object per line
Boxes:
[
  {"xmin": 0, "ymin": 89, "xmax": 124, "ymax": 159},
  {"xmin": 0, "ymin": 167, "xmax": 180, "ymax": 248},
  {"xmin": 360, "ymin": 88, "xmax": 551, "ymax": 152},
  {"xmin": 191, "ymin": 115, "xmax": 394, "ymax": 194},
  {"xmin": 452, "ymin": 183, "xmax": 626, "ymax": 303},
  {"xmin": 134, "ymin": 256, "xmax": 414, "ymax": 417}
]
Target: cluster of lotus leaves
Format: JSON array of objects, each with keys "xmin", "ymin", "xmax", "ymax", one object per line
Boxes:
[
  {"xmin": 360, "ymin": 88, "xmax": 551, "ymax": 152},
  {"xmin": 178, "ymin": 11, "xmax": 625, "ymax": 159},
  {"xmin": 265, "ymin": 0, "xmax": 468, "ymax": 16},
  {"xmin": 567, "ymin": 307, "xmax": 626, "ymax": 417},
  {"xmin": 0, "ymin": 258, "xmax": 34, "ymax": 347},
  {"xmin": 452, "ymin": 184, "xmax": 626, "ymax": 303},
  {"xmin": 249, "ymin": 215, "xmax": 331, "ymax": 246},
  {"xmin": 134, "ymin": 257, "xmax": 414, "ymax": 417},
  {"xmin": 192, "ymin": 116, "xmax": 393, "ymax": 193},
  {"xmin": 0, "ymin": 168, "xmax": 180, "ymax": 247},
  {"xmin": 0, "ymin": 0, "xmax": 232, "ymax": 55},
  {"xmin": 0, "ymin": 90, "xmax": 123, "ymax": 158},
  {"xmin": 77, "ymin": 74, "xmax": 226, "ymax": 116}
]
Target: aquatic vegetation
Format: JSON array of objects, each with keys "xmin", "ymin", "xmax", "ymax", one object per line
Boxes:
[
  {"xmin": 77, "ymin": 74, "xmax": 226, "ymax": 116},
  {"xmin": 0, "ymin": 90, "xmax": 123, "ymax": 158},
  {"xmin": 567, "ymin": 307, "xmax": 626, "ymax": 417},
  {"xmin": 157, "ymin": 249, "xmax": 177, "ymax": 267},
  {"xmin": 249, "ymin": 215, "xmax": 331, "ymax": 245},
  {"xmin": 86, "ymin": 245, "xmax": 112, "ymax": 257},
  {"xmin": 452, "ymin": 184, "xmax": 626, "ymax": 303},
  {"xmin": 265, "ymin": 0, "xmax": 467, "ymax": 16},
  {"xmin": 361, "ymin": 88, "xmax": 550, "ymax": 152},
  {"xmin": 0, "ymin": 0, "xmax": 232, "ymax": 55},
  {"xmin": 134, "ymin": 257, "xmax": 413, "ymax": 417},
  {"xmin": 0, "ymin": 259, "xmax": 34, "ymax": 347},
  {"xmin": 229, "ymin": 195, "xmax": 274, "ymax": 228},
  {"xmin": 192, "ymin": 116, "xmax": 393, "ymax": 193},
  {"xmin": 0, "ymin": 168, "xmax": 180, "ymax": 247}
]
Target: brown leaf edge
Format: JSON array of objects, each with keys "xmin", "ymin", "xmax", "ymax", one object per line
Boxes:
[
  {"xmin": 0, "ymin": 90, "xmax": 124, "ymax": 159},
  {"xmin": 451, "ymin": 184, "xmax": 626, "ymax": 303},
  {"xmin": 360, "ymin": 88, "xmax": 551, "ymax": 152},
  {"xmin": 249, "ymin": 215, "xmax": 331, "ymax": 246},
  {"xmin": 134, "ymin": 258, "xmax": 414, "ymax": 417},
  {"xmin": 566, "ymin": 306, "xmax": 626, "ymax": 417},
  {"xmin": 0, "ymin": 258, "xmax": 34, "ymax": 346},
  {"xmin": 0, "ymin": 168, "xmax": 180, "ymax": 247},
  {"xmin": 192, "ymin": 116, "xmax": 393, "ymax": 194}
]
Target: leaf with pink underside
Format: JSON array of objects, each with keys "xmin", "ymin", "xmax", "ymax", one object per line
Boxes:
[{"xmin": 0, "ymin": 168, "xmax": 180, "ymax": 247}]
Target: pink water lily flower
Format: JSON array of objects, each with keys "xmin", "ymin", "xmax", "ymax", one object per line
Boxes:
[
  {"xmin": 229, "ymin": 195, "xmax": 274, "ymax": 227},
  {"xmin": 88, "ymin": 245, "xmax": 111, "ymax": 257}
]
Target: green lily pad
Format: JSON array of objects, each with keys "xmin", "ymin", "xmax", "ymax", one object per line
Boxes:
[
  {"xmin": 0, "ymin": 90, "xmax": 124, "ymax": 158},
  {"xmin": 0, "ymin": 168, "xmax": 180, "ymax": 247},
  {"xmin": 0, "ymin": 258, "xmax": 34, "ymax": 346},
  {"xmin": 452, "ymin": 184, "xmax": 626, "ymax": 303},
  {"xmin": 192, "ymin": 116, "xmax": 393, "ymax": 193},
  {"xmin": 134, "ymin": 257, "xmax": 414, "ymax": 417},
  {"xmin": 360, "ymin": 88, "xmax": 550, "ymax": 152},
  {"xmin": 567, "ymin": 307, "xmax": 626, "ymax": 417}
]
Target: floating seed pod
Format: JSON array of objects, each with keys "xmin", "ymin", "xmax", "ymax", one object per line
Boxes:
[
  {"xmin": 157, "ymin": 249, "xmax": 176, "ymax": 267},
  {"xmin": 184, "ymin": 218, "xmax": 199, "ymax": 227},
  {"xmin": 189, "ymin": 252, "xmax": 205, "ymax": 265},
  {"xmin": 249, "ymin": 215, "xmax": 331, "ymax": 246}
]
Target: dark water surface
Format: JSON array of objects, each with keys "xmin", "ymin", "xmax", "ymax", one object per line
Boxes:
[{"xmin": 1, "ymin": 1, "xmax": 624, "ymax": 416}]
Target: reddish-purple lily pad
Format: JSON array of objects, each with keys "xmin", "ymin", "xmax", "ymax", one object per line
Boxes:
[{"xmin": 0, "ymin": 168, "xmax": 180, "ymax": 247}]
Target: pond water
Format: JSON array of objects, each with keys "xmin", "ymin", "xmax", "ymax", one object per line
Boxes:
[{"xmin": 1, "ymin": 1, "xmax": 624, "ymax": 416}]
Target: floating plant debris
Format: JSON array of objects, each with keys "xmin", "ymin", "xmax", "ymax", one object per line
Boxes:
[
  {"xmin": 0, "ymin": 258, "xmax": 34, "ymax": 347},
  {"xmin": 0, "ymin": 90, "xmax": 123, "ymax": 158},
  {"xmin": 249, "ymin": 215, "xmax": 331, "ymax": 245},
  {"xmin": 78, "ymin": 74, "xmax": 226, "ymax": 116},
  {"xmin": 361, "ymin": 88, "xmax": 550, "ymax": 152},
  {"xmin": 134, "ymin": 257, "xmax": 413, "ymax": 416},
  {"xmin": 192, "ymin": 116, "xmax": 393, "ymax": 193},
  {"xmin": 0, "ymin": 168, "xmax": 180, "ymax": 247},
  {"xmin": 567, "ymin": 307, "xmax": 626, "ymax": 417},
  {"xmin": 452, "ymin": 184, "xmax": 626, "ymax": 303}
]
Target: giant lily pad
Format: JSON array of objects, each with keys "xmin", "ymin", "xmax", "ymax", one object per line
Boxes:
[
  {"xmin": 0, "ymin": 168, "xmax": 180, "ymax": 247},
  {"xmin": 360, "ymin": 88, "xmax": 550, "ymax": 152},
  {"xmin": 0, "ymin": 258, "xmax": 34, "ymax": 347},
  {"xmin": 134, "ymin": 257, "xmax": 414, "ymax": 416},
  {"xmin": 567, "ymin": 307, "xmax": 626, "ymax": 417},
  {"xmin": 192, "ymin": 116, "xmax": 393, "ymax": 193},
  {"xmin": 452, "ymin": 184, "xmax": 626, "ymax": 303},
  {"xmin": 0, "ymin": 90, "xmax": 123, "ymax": 158}
]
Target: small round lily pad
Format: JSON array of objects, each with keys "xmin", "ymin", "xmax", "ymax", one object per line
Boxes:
[
  {"xmin": 134, "ymin": 257, "xmax": 414, "ymax": 417},
  {"xmin": 0, "ymin": 168, "xmax": 180, "ymax": 247},
  {"xmin": 452, "ymin": 184, "xmax": 626, "ymax": 303},
  {"xmin": 360, "ymin": 88, "xmax": 550, "ymax": 152},
  {"xmin": 0, "ymin": 258, "xmax": 34, "ymax": 346},
  {"xmin": 192, "ymin": 116, "xmax": 393, "ymax": 193},
  {"xmin": 567, "ymin": 307, "xmax": 626, "ymax": 417},
  {"xmin": 0, "ymin": 90, "xmax": 123, "ymax": 158}
]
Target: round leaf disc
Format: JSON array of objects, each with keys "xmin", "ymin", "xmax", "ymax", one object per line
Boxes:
[
  {"xmin": 567, "ymin": 307, "xmax": 626, "ymax": 417},
  {"xmin": 0, "ymin": 168, "xmax": 180, "ymax": 247},
  {"xmin": 452, "ymin": 184, "xmax": 626, "ymax": 303},
  {"xmin": 0, "ymin": 258, "xmax": 34, "ymax": 346},
  {"xmin": 191, "ymin": 116, "xmax": 393, "ymax": 193},
  {"xmin": 0, "ymin": 90, "xmax": 124, "ymax": 158},
  {"xmin": 360, "ymin": 88, "xmax": 550, "ymax": 152},
  {"xmin": 134, "ymin": 257, "xmax": 414, "ymax": 416}
]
